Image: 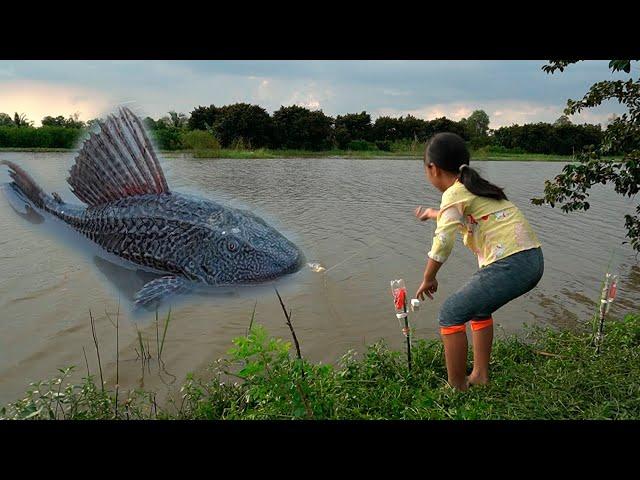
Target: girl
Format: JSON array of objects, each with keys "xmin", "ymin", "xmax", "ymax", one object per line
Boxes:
[{"xmin": 414, "ymin": 132, "xmax": 543, "ymax": 391}]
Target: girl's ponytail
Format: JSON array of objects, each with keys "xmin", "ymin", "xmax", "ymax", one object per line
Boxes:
[
  {"xmin": 425, "ymin": 132, "xmax": 508, "ymax": 201},
  {"xmin": 458, "ymin": 163, "xmax": 507, "ymax": 201}
]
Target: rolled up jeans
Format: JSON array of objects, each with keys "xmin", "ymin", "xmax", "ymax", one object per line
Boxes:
[{"xmin": 438, "ymin": 247, "xmax": 544, "ymax": 327}]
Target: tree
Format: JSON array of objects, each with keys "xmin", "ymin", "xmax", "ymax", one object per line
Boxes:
[
  {"xmin": 213, "ymin": 103, "xmax": 274, "ymax": 148},
  {"xmin": 12, "ymin": 113, "xmax": 33, "ymax": 127},
  {"xmin": 159, "ymin": 111, "xmax": 188, "ymax": 129},
  {"xmin": 493, "ymin": 122, "xmax": 602, "ymax": 155},
  {"xmin": 188, "ymin": 105, "xmax": 220, "ymax": 131},
  {"xmin": 427, "ymin": 116, "xmax": 469, "ymax": 140},
  {"xmin": 372, "ymin": 116, "xmax": 404, "ymax": 142},
  {"xmin": 272, "ymin": 105, "xmax": 333, "ymax": 150},
  {"xmin": 461, "ymin": 110, "xmax": 491, "ymax": 138},
  {"xmin": 554, "ymin": 114, "xmax": 572, "ymax": 126},
  {"xmin": 0, "ymin": 113, "xmax": 13, "ymax": 126},
  {"xmin": 42, "ymin": 115, "xmax": 67, "ymax": 127},
  {"xmin": 334, "ymin": 111, "xmax": 372, "ymax": 148},
  {"xmin": 401, "ymin": 115, "xmax": 429, "ymax": 141},
  {"xmin": 65, "ymin": 112, "xmax": 85, "ymax": 129},
  {"xmin": 41, "ymin": 113, "xmax": 85, "ymax": 129},
  {"xmin": 532, "ymin": 60, "xmax": 640, "ymax": 252}
]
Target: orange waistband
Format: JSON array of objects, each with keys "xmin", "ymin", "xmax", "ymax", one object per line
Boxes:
[
  {"xmin": 440, "ymin": 324, "xmax": 467, "ymax": 335},
  {"xmin": 470, "ymin": 318, "xmax": 493, "ymax": 331}
]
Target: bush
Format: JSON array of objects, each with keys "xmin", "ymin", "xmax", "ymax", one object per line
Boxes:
[
  {"xmin": 468, "ymin": 135, "xmax": 494, "ymax": 150},
  {"xmin": 150, "ymin": 127, "xmax": 183, "ymax": 150},
  {"xmin": 347, "ymin": 139, "xmax": 376, "ymax": 151},
  {"xmin": 180, "ymin": 130, "xmax": 220, "ymax": 151},
  {"xmin": 390, "ymin": 138, "xmax": 424, "ymax": 153},
  {"xmin": 375, "ymin": 140, "xmax": 391, "ymax": 151},
  {"xmin": 0, "ymin": 126, "xmax": 84, "ymax": 149}
]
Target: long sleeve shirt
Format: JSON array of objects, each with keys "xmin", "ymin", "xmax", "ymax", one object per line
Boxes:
[{"xmin": 427, "ymin": 180, "xmax": 541, "ymax": 268}]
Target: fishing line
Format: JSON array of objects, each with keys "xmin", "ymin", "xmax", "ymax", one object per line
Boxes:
[
  {"xmin": 322, "ymin": 237, "xmax": 386, "ymax": 274},
  {"xmin": 311, "ymin": 210, "xmax": 436, "ymax": 275}
]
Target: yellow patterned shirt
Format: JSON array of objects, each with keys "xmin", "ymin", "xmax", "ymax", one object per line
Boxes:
[{"xmin": 427, "ymin": 180, "xmax": 541, "ymax": 268}]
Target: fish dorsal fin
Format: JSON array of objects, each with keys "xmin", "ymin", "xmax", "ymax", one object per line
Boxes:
[{"xmin": 67, "ymin": 106, "xmax": 170, "ymax": 206}]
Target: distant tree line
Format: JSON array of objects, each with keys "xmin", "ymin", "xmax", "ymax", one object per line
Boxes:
[
  {"xmin": 0, "ymin": 112, "xmax": 85, "ymax": 148},
  {"xmin": 0, "ymin": 105, "xmax": 610, "ymax": 155}
]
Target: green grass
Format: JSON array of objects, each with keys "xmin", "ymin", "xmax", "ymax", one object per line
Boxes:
[
  {"xmin": 2, "ymin": 313, "xmax": 639, "ymax": 420},
  {"xmin": 0, "ymin": 147, "xmax": 75, "ymax": 152},
  {"xmin": 188, "ymin": 148, "xmax": 574, "ymax": 161},
  {"xmin": 471, "ymin": 151, "xmax": 571, "ymax": 162},
  {"xmin": 0, "ymin": 146, "xmax": 576, "ymax": 161},
  {"xmin": 189, "ymin": 148, "xmax": 420, "ymax": 159}
]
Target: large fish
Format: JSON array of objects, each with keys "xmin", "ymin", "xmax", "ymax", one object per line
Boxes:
[{"xmin": 1, "ymin": 107, "xmax": 305, "ymax": 307}]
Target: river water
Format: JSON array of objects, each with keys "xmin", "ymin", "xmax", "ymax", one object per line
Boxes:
[{"xmin": 1, "ymin": 152, "xmax": 638, "ymax": 406}]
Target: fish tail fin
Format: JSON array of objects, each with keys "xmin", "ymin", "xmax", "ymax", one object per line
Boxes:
[{"xmin": 1, "ymin": 160, "xmax": 50, "ymax": 209}]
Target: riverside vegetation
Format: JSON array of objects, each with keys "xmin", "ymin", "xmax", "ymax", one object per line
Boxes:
[
  {"xmin": 2, "ymin": 299, "xmax": 638, "ymax": 420},
  {"xmin": 0, "ymin": 105, "xmax": 607, "ymax": 161}
]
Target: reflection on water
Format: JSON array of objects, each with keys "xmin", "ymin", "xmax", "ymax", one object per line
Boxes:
[{"xmin": 0, "ymin": 152, "xmax": 638, "ymax": 406}]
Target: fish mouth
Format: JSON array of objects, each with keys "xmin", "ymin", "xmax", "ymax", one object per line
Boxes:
[
  {"xmin": 276, "ymin": 248, "xmax": 305, "ymax": 276},
  {"xmin": 287, "ymin": 249, "xmax": 306, "ymax": 274}
]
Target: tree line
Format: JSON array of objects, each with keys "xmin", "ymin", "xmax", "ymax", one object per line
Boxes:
[{"xmin": 0, "ymin": 105, "xmax": 609, "ymax": 155}]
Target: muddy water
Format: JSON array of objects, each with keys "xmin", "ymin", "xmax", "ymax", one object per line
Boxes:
[{"xmin": 1, "ymin": 152, "xmax": 638, "ymax": 406}]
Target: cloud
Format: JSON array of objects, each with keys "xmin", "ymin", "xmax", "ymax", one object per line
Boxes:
[
  {"xmin": 374, "ymin": 99, "xmax": 622, "ymax": 128},
  {"xmin": 0, "ymin": 60, "xmax": 630, "ymax": 126},
  {"xmin": 0, "ymin": 80, "xmax": 111, "ymax": 125}
]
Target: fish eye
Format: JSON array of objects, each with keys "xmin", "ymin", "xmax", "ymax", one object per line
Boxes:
[{"xmin": 227, "ymin": 240, "xmax": 238, "ymax": 252}]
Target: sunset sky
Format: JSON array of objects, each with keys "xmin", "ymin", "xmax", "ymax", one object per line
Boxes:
[{"xmin": 0, "ymin": 60, "xmax": 632, "ymax": 127}]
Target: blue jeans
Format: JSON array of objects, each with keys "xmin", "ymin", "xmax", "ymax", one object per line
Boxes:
[{"xmin": 438, "ymin": 247, "xmax": 544, "ymax": 327}]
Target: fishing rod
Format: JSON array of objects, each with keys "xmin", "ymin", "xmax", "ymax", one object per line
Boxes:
[
  {"xmin": 390, "ymin": 279, "xmax": 419, "ymax": 371},
  {"xmin": 595, "ymin": 271, "xmax": 618, "ymax": 355},
  {"xmin": 593, "ymin": 247, "xmax": 621, "ymax": 355}
]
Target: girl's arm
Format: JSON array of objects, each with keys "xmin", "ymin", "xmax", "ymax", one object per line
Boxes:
[
  {"xmin": 416, "ymin": 204, "xmax": 463, "ymax": 300},
  {"xmin": 415, "ymin": 206, "xmax": 439, "ymax": 221},
  {"xmin": 416, "ymin": 257, "xmax": 442, "ymax": 300}
]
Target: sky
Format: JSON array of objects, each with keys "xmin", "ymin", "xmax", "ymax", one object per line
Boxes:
[{"xmin": 0, "ymin": 60, "xmax": 633, "ymax": 128}]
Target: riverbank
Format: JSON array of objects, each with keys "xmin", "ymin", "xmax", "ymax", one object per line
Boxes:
[
  {"xmin": 3, "ymin": 313, "xmax": 638, "ymax": 420},
  {"xmin": 0, "ymin": 147, "xmax": 573, "ymax": 161}
]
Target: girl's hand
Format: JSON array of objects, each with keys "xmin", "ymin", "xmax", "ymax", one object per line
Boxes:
[
  {"xmin": 416, "ymin": 278, "xmax": 438, "ymax": 300},
  {"xmin": 414, "ymin": 206, "xmax": 438, "ymax": 221}
]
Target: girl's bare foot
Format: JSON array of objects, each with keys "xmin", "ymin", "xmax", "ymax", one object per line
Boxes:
[
  {"xmin": 466, "ymin": 372, "xmax": 489, "ymax": 386},
  {"xmin": 448, "ymin": 379, "xmax": 468, "ymax": 391}
]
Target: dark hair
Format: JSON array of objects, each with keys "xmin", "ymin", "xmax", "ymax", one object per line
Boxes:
[{"xmin": 424, "ymin": 132, "xmax": 507, "ymax": 201}]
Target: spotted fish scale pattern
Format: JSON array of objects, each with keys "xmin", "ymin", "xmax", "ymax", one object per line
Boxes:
[{"xmin": 1, "ymin": 106, "xmax": 304, "ymax": 307}]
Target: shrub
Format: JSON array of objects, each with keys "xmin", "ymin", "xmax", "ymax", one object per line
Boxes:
[
  {"xmin": 0, "ymin": 126, "xmax": 84, "ymax": 149},
  {"xmin": 347, "ymin": 139, "xmax": 375, "ymax": 151},
  {"xmin": 375, "ymin": 140, "xmax": 391, "ymax": 151},
  {"xmin": 180, "ymin": 130, "xmax": 220, "ymax": 151},
  {"xmin": 150, "ymin": 127, "xmax": 183, "ymax": 150},
  {"xmin": 389, "ymin": 138, "xmax": 424, "ymax": 153}
]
